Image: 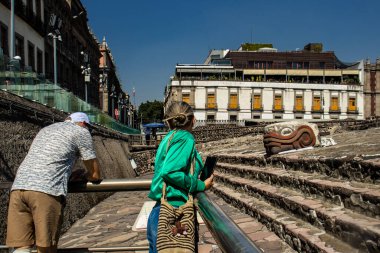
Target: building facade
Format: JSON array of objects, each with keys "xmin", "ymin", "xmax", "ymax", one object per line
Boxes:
[
  {"xmin": 44, "ymin": 0, "xmax": 101, "ymax": 106},
  {"xmin": 0, "ymin": 0, "xmax": 45, "ymax": 73},
  {"xmin": 99, "ymin": 36, "xmax": 132, "ymax": 126},
  {"xmin": 166, "ymin": 43, "xmax": 365, "ymax": 121},
  {"xmin": 0, "ymin": 0, "xmax": 102, "ymax": 106},
  {"xmin": 363, "ymin": 59, "xmax": 380, "ymax": 118}
]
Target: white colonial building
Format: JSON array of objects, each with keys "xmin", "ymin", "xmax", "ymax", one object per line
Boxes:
[{"xmin": 165, "ymin": 43, "xmax": 364, "ymax": 121}]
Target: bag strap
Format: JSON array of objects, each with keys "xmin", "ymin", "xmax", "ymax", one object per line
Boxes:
[{"xmin": 162, "ymin": 130, "xmax": 195, "ymax": 202}]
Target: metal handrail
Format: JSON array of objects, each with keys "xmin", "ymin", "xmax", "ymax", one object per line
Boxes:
[
  {"xmin": 67, "ymin": 178, "xmax": 152, "ymax": 192},
  {"xmin": 1, "ymin": 179, "xmax": 263, "ymax": 253},
  {"xmin": 0, "ymin": 245, "xmax": 149, "ymax": 252},
  {"xmin": 196, "ymin": 192, "xmax": 263, "ymax": 253},
  {"xmin": 59, "ymin": 246, "xmax": 149, "ymax": 252},
  {"xmin": 0, "ymin": 179, "xmax": 152, "ymax": 191}
]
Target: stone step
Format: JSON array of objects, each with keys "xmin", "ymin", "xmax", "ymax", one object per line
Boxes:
[
  {"xmin": 214, "ymin": 172, "xmax": 380, "ymax": 252},
  {"xmin": 212, "ymin": 183, "xmax": 360, "ymax": 253},
  {"xmin": 216, "ymin": 162, "xmax": 380, "ymax": 218},
  {"xmin": 213, "ymin": 153, "xmax": 380, "ymax": 184},
  {"xmin": 205, "ymin": 191, "xmax": 296, "ymax": 253}
]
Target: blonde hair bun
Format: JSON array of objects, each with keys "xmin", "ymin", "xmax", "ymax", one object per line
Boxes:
[{"xmin": 164, "ymin": 102, "xmax": 194, "ymax": 129}]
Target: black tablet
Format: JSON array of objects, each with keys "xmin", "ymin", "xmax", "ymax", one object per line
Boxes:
[{"xmin": 200, "ymin": 156, "xmax": 217, "ymax": 181}]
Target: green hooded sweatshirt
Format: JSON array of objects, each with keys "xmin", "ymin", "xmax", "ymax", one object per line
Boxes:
[{"xmin": 148, "ymin": 129, "xmax": 206, "ymax": 207}]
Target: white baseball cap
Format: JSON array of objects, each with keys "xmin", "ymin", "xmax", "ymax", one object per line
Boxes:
[{"xmin": 68, "ymin": 112, "xmax": 91, "ymax": 126}]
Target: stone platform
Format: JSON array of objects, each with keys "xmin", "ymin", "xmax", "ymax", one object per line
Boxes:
[
  {"xmin": 60, "ymin": 127, "xmax": 380, "ymax": 253},
  {"xmin": 59, "ymin": 175, "xmax": 294, "ymax": 253}
]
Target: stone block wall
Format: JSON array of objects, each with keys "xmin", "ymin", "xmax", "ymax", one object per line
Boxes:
[
  {"xmin": 193, "ymin": 124, "xmax": 264, "ymax": 143},
  {"xmin": 131, "ymin": 150, "xmax": 156, "ymax": 175}
]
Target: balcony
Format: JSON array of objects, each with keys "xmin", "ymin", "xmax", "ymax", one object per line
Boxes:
[
  {"xmin": 329, "ymin": 107, "xmax": 341, "ymax": 113},
  {"xmin": 252, "ymin": 106, "xmax": 263, "ymax": 112},
  {"xmin": 227, "ymin": 104, "xmax": 240, "ymax": 111},
  {"xmin": 272, "ymin": 107, "xmax": 284, "ymax": 113},
  {"xmin": 347, "ymin": 108, "xmax": 359, "ymax": 114},
  {"xmin": 311, "ymin": 108, "xmax": 324, "ymax": 113},
  {"xmin": 293, "ymin": 106, "xmax": 305, "ymax": 113},
  {"xmin": 206, "ymin": 103, "xmax": 218, "ymax": 110}
]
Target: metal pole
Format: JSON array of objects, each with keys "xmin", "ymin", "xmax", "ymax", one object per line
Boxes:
[
  {"xmin": 1, "ymin": 179, "xmax": 152, "ymax": 191},
  {"xmin": 196, "ymin": 192, "xmax": 263, "ymax": 253},
  {"xmin": 118, "ymin": 101, "xmax": 122, "ymax": 123},
  {"xmin": 250, "ymin": 95, "xmax": 253, "ymax": 119},
  {"xmin": 88, "ymin": 246, "xmax": 149, "ymax": 252},
  {"xmin": 129, "ymin": 103, "xmax": 132, "ymax": 127},
  {"xmin": 10, "ymin": 0, "xmax": 15, "ymax": 59},
  {"xmin": 132, "ymin": 110, "xmax": 134, "ymax": 128},
  {"xmin": 0, "ymin": 245, "xmax": 149, "ymax": 252},
  {"xmin": 124, "ymin": 105, "xmax": 127, "ymax": 124},
  {"xmin": 126, "ymin": 107, "xmax": 129, "ymax": 126},
  {"xmin": 111, "ymin": 97, "xmax": 115, "ymax": 118},
  {"xmin": 85, "ymin": 82, "xmax": 88, "ymax": 102},
  {"xmin": 68, "ymin": 178, "xmax": 152, "ymax": 193},
  {"xmin": 53, "ymin": 36, "xmax": 57, "ymax": 85},
  {"xmin": 140, "ymin": 113, "xmax": 142, "ymax": 129}
]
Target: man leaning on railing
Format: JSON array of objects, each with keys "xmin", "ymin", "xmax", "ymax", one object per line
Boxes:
[{"xmin": 6, "ymin": 112, "xmax": 102, "ymax": 253}]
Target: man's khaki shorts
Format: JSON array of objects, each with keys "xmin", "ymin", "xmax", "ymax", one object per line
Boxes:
[{"xmin": 6, "ymin": 190, "xmax": 64, "ymax": 248}]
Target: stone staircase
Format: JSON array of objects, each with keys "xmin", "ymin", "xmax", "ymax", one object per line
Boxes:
[{"xmin": 211, "ymin": 153, "xmax": 380, "ymax": 253}]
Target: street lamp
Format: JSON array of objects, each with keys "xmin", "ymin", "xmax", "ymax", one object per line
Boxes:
[
  {"xmin": 127, "ymin": 98, "xmax": 132, "ymax": 127},
  {"xmin": 81, "ymin": 51, "xmax": 91, "ymax": 103},
  {"xmin": 129, "ymin": 104, "xmax": 134, "ymax": 128},
  {"xmin": 99, "ymin": 72, "xmax": 108, "ymax": 112},
  {"xmin": 124, "ymin": 95, "xmax": 130, "ymax": 125},
  {"xmin": 48, "ymin": 33, "xmax": 62, "ymax": 85},
  {"xmin": 99, "ymin": 73, "xmax": 108, "ymax": 89},
  {"xmin": 118, "ymin": 93, "xmax": 123, "ymax": 123},
  {"xmin": 110, "ymin": 86, "xmax": 118, "ymax": 119},
  {"xmin": 7, "ymin": 55, "xmax": 21, "ymax": 86},
  {"xmin": 72, "ymin": 11, "xmax": 85, "ymax": 20}
]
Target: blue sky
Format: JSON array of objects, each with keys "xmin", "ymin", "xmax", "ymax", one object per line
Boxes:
[{"xmin": 82, "ymin": 0, "xmax": 380, "ymax": 106}]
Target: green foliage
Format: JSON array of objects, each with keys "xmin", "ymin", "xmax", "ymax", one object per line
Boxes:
[
  {"xmin": 304, "ymin": 43, "xmax": 323, "ymax": 53},
  {"xmin": 241, "ymin": 43, "xmax": 273, "ymax": 51},
  {"xmin": 313, "ymin": 44, "xmax": 323, "ymax": 53},
  {"xmin": 138, "ymin": 100, "xmax": 164, "ymax": 124}
]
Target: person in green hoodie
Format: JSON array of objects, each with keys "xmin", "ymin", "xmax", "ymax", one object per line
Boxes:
[{"xmin": 147, "ymin": 101, "xmax": 214, "ymax": 253}]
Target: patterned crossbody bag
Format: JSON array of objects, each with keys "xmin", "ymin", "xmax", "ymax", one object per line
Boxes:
[{"xmin": 156, "ymin": 130, "xmax": 196, "ymax": 253}]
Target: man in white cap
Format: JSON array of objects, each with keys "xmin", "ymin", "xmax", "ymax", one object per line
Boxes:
[{"xmin": 6, "ymin": 112, "xmax": 101, "ymax": 253}]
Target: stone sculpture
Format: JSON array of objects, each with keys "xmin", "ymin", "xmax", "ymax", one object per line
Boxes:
[{"xmin": 263, "ymin": 121, "xmax": 319, "ymax": 155}]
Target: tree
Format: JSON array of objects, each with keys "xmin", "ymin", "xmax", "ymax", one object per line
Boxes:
[{"xmin": 138, "ymin": 100, "xmax": 164, "ymax": 124}]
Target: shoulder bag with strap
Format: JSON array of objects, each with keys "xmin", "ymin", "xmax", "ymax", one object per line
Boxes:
[{"xmin": 156, "ymin": 130, "xmax": 197, "ymax": 253}]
